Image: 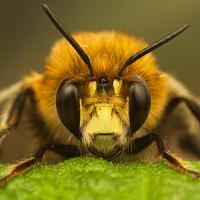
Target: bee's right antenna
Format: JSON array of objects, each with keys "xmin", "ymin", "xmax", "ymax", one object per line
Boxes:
[{"xmin": 42, "ymin": 3, "xmax": 95, "ymax": 80}]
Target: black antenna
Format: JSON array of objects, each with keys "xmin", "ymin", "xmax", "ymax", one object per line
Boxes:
[
  {"xmin": 42, "ymin": 3, "xmax": 94, "ymax": 79},
  {"xmin": 116, "ymin": 24, "xmax": 190, "ymax": 78}
]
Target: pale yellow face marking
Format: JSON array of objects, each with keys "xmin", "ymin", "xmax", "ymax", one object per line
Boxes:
[
  {"xmin": 88, "ymin": 81, "xmax": 97, "ymax": 97},
  {"xmin": 80, "ymin": 104, "xmax": 128, "ymax": 146},
  {"xmin": 113, "ymin": 79, "xmax": 122, "ymax": 95}
]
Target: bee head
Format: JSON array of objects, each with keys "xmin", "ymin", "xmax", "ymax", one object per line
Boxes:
[
  {"xmin": 56, "ymin": 75, "xmax": 150, "ymax": 158},
  {"xmin": 41, "ymin": 4, "xmax": 189, "ymax": 159}
]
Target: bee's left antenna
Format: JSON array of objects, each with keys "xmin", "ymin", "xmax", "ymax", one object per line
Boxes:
[
  {"xmin": 42, "ymin": 3, "xmax": 95, "ymax": 80},
  {"xmin": 116, "ymin": 24, "xmax": 190, "ymax": 79}
]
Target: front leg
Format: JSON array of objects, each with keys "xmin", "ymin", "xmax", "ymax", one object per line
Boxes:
[
  {"xmin": 131, "ymin": 133, "xmax": 200, "ymax": 178},
  {"xmin": 0, "ymin": 143, "xmax": 80, "ymax": 187}
]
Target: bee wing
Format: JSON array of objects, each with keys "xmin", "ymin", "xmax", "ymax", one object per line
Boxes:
[
  {"xmin": 0, "ymin": 81, "xmax": 27, "ymax": 142},
  {"xmin": 157, "ymin": 74, "xmax": 200, "ymax": 159}
]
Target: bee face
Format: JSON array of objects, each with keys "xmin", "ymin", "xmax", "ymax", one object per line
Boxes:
[
  {"xmin": 80, "ymin": 78, "xmax": 129, "ymax": 158},
  {"xmin": 56, "ymin": 76, "xmax": 151, "ymax": 158}
]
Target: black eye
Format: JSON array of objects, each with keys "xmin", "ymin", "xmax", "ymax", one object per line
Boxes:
[
  {"xmin": 129, "ymin": 77, "xmax": 151, "ymax": 134},
  {"xmin": 56, "ymin": 80, "xmax": 80, "ymax": 139}
]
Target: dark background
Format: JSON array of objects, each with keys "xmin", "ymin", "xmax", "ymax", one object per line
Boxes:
[{"xmin": 0, "ymin": 0, "xmax": 199, "ymax": 162}]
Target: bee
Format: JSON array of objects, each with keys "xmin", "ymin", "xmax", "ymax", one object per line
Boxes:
[{"xmin": 0, "ymin": 3, "xmax": 200, "ymax": 186}]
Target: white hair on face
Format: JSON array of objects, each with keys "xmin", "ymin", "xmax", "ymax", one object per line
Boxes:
[{"xmin": 80, "ymin": 79, "xmax": 129, "ymax": 152}]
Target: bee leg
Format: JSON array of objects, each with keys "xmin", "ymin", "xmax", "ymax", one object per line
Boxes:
[
  {"xmin": 165, "ymin": 97, "xmax": 200, "ymax": 121},
  {"xmin": 0, "ymin": 143, "xmax": 80, "ymax": 187},
  {"xmin": 0, "ymin": 89, "xmax": 31, "ymax": 142},
  {"xmin": 131, "ymin": 134, "xmax": 158, "ymax": 154},
  {"xmin": 132, "ymin": 133, "xmax": 200, "ymax": 178},
  {"xmin": 165, "ymin": 97, "xmax": 200, "ymax": 157},
  {"xmin": 154, "ymin": 133, "xmax": 200, "ymax": 178}
]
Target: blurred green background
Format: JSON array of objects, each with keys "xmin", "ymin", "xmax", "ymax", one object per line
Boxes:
[{"xmin": 0, "ymin": 0, "xmax": 199, "ymax": 163}]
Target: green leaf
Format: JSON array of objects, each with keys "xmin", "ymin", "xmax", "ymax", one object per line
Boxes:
[{"xmin": 0, "ymin": 157, "xmax": 200, "ymax": 200}]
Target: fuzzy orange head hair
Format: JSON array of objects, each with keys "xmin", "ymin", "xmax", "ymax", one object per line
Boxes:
[{"xmin": 29, "ymin": 4, "xmax": 189, "ymax": 159}]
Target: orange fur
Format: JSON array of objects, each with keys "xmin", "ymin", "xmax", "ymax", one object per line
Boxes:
[{"xmin": 24, "ymin": 31, "xmax": 168, "ymax": 141}]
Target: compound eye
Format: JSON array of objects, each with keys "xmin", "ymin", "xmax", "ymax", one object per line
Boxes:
[
  {"xmin": 129, "ymin": 78, "xmax": 151, "ymax": 134},
  {"xmin": 56, "ymin": 80, "xmax": 80, "ymax": 139}
]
